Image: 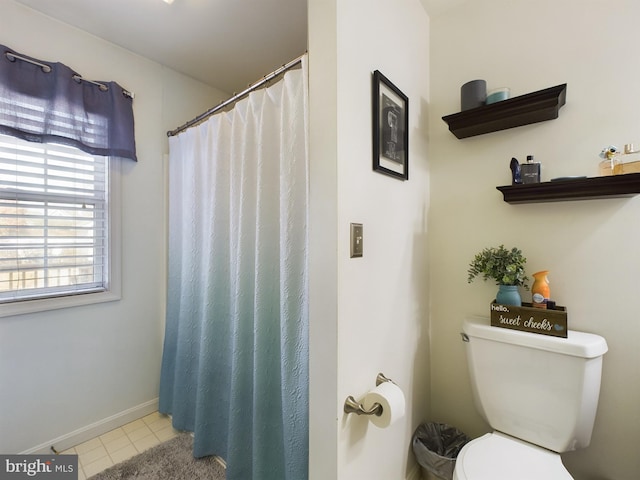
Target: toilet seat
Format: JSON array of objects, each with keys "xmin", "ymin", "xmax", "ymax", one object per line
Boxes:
[{"xmin": 453, "ymin": 432, "xmax": 574, "ymax": 480}]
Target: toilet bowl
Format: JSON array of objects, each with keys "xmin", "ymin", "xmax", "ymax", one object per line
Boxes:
[{"xmin": 453, "ymin": 432, "xmax": 573, "ymax": 480}]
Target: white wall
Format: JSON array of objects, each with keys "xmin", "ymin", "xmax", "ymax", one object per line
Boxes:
[
  {"xmin": 0, "ymin": 0, "xmax": 227, "ymax": 454},
  {"xmin": 308, "ymin": 0, "xmax": 339, "ymax": 478},
  {"xmin": 10, "ymin": 1, "xmax": 635, "ymax": 478},
  {"xmin": 428, "ymin": 1, "xmax": 640, "ymax": 479},
  {"xmin": 309, "ymin": 1, "xmax": 431, "ymax": 478}
]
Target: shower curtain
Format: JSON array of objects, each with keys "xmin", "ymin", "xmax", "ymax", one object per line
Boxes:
[{"xmin": 159, "ymin": 56, "xmax": 308, "ymax": 480}]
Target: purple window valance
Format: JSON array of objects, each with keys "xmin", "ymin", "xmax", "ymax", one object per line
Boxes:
[{"xmin": 0, "ymin": 44, "xmax": 137, "ymax": 161}]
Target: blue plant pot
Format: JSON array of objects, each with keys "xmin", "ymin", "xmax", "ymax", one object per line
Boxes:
[{"xmin": 496, "ymin": 285, "xmax": 522, "ymax": 306}]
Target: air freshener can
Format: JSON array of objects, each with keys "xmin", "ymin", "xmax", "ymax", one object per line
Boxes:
[{"xmin": 531, "ymin": 270, "xmax": 550, "ymax": 309}]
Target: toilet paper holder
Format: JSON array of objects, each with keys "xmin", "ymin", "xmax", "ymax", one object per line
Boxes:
[{"xmin": 343, "ymin": 372, "xmax": 393, "ymax": 416}]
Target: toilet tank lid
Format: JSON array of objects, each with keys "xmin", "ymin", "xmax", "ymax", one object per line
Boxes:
[{"xmin": 463, "ymin": 317, "xmax": 608, "ymax": 359}]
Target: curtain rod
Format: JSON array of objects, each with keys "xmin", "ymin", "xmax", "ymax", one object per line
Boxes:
[
  {"xmin": 3, "ymin": 50, "xmax": 135, "ymax": 99},
  {"xmin": 167, "ymin": 53, "xmax": 306, "ymax": 137}
]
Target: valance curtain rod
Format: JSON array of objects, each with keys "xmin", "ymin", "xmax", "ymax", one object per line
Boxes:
[
  {"xmin": 4, "ymin": 50, "xmax": 135, "ymax": 99},
  {"xmin": 167, "ymin": 53, "xmax": 306, "ymax": 137}
]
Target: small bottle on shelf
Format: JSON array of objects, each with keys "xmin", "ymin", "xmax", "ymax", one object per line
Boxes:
[
  {"xmin": 599, "ymin": 145, "xmax": 623, "ymax": 176},
  {"xmin": 521, "ymin": 155, "xmax": 541, "ymax": 183}
]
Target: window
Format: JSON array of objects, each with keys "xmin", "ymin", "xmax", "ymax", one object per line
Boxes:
[
  {"xmin": 0, "ymin": 134, "xmax": 120, "ymax": 316},
  {"xmin": 0, "ymin": 45, "xmax": 133, "ymax": 316}
]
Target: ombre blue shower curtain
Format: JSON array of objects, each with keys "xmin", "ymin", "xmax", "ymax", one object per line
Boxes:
[{"xmin": 159, "ymin": 56, "xmax": 308, "ymax": 480}]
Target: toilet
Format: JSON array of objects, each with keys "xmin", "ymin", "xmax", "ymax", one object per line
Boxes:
[{"xmin": 453, "ymin": 317, "xmax": 608, "ymax": 480}]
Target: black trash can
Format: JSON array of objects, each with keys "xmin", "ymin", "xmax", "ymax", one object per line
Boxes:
[{"xmin": 412, "ymin": 422, "xmax": 471, "ymax": 480}]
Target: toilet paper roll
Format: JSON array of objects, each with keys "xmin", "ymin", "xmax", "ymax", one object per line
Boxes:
[{"xmin": 361, "ymin": 381, "xmax": 406, "ymax": 428}]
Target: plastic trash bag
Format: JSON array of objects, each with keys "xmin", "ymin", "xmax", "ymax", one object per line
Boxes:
[{"xmin": 412, "ymin": 422, "xmax": 471, "ymax": 480}]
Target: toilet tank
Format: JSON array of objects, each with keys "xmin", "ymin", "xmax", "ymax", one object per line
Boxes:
[{"xmin": 462, "ymin": 317, "xmax": 608, "ymax": 453}]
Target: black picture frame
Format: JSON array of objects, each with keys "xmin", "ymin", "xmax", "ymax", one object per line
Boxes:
[{"xmin": 372, "ymin": 70, "xmax": 409, "ymax": 180}]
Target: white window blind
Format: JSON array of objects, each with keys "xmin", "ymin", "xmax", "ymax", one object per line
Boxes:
[{"xmin": 0, "ymin": 134, "xmax": 109, "ymax": 303}]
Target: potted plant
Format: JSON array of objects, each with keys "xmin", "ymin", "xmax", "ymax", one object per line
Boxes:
[{"xmin": 467, "ymin": 245, "xmax": 529, "ymax": 306}]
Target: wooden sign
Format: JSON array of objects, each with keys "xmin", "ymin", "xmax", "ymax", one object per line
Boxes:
[{"xmin": 490, "ymin": 302, "xmax": 568, "ymax": 338}]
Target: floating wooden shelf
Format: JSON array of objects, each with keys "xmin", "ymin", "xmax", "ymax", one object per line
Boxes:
[
  {"xmin": 442, "ymin": 84, "xmax": 567, "ymax": 139},
  {"xmin": 496, "ymin": 173, "xmax": 640, "ymax": 204}
]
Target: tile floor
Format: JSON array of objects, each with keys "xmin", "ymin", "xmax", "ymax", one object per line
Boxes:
[{"xmin": 61, "ymin": 411, "xmax": 181, "ymax": 479}]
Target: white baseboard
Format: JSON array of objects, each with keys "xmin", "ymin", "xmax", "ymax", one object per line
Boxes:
[{"xmin": 21, "ymin": 398, "xmax": 160, "ymax": 455}]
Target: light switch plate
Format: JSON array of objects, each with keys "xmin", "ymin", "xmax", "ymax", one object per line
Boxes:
[{"xmin": 350, "ymin": 223, "xmax": 363, "ymax": 258}]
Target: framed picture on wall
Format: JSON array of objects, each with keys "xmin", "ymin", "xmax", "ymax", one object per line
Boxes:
[{"xmin": 372, "ymin": 70, "xmax": 409, "ymax": 180}]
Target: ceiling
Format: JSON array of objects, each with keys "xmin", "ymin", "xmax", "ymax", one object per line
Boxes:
[
  {"xmin": 13, "ymin": 0, "xmax": 308, "ymax": 93},
  {"xmin": 13, "ymin": 0, "xmax": 460, "ymax": 93}
]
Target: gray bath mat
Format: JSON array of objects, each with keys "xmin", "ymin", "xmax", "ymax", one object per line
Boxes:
[{"xmin": 88, "ymin": 433, "xmax": 225, "ymax": 480}]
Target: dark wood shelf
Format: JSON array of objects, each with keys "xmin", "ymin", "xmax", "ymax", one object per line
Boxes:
[
  {"xmin": 496, "ymin": 173, "xmax": 640, "ymax": 204},
  {"xmin": 442, "ymin": 84, "xmax": 567, "ymax": 139}
]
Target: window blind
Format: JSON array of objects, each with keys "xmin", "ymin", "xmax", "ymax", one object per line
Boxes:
[{"xmin": 0, "ymin": 134, "xmax": 108, "ymax": 302}]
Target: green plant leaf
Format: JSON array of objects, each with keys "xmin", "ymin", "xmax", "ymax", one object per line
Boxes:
[{"xmin": 467, "ymin": 245, "xmax": 529, "ymax": 289}]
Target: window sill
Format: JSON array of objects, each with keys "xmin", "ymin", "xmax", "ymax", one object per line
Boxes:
[{"xmin": 0, "ymin": 288, "xmax": 121, "ymax": 318}]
